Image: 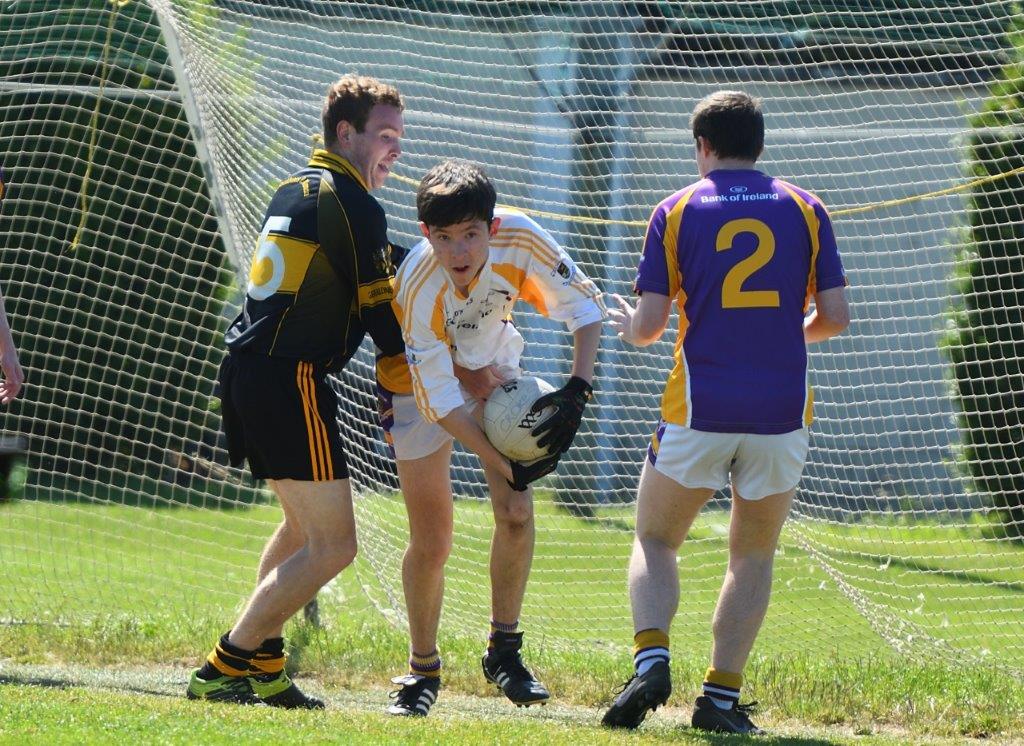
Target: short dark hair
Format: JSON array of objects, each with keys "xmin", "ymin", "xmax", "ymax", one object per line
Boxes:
[
  {"xmin": 416, "ymin": 159, "xmax": 497, "ymax": 228},
  {"xmin": 690, "ymin": 91, "xmax": 764, "ymax": 161},
  {"xmin": 322, "ymin": 74, "xmax": 403, "ymax": 145}
]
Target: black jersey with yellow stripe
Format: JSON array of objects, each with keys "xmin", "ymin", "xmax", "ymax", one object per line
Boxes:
[{"xmin": 225, "ymin": 149, "xmax": 407, "ymax": 378}]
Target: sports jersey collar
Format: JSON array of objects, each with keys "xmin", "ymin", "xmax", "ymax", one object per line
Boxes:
[
  {"xmin": 706, "ymin": 168, "xmax": 766, "ymax": 177},
  {"xmin": 308, "ymin": 149, "xmax": 369, "ymax": 192}
]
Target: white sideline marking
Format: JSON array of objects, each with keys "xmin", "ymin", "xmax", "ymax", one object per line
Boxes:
[{"xmin": 0, "ymin": 662, "xmax": 957, "ymax": 742}]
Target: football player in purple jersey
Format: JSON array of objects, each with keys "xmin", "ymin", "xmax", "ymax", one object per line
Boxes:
[{"xmin": 602, "ymin": 91, "xmax": 850, "ymax": 735}]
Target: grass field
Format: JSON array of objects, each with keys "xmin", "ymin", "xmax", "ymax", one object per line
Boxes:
[
  {"xmin": 2, "ymin": 490, "xmax": 1023, "ymax": 742},
  {"xmin": 1, "ymin": 667, "xmax": 988, "ymax": 746}
]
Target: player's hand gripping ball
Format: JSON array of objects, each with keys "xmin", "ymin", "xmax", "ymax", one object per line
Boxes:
[{"xmin": 529, "ymin": 375, "xmax": 592, "ymax": 455}]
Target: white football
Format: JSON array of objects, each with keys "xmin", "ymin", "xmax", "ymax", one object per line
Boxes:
[{"xmin": 483, "ymin": 376, "xmax": 556, "ymax": 462}]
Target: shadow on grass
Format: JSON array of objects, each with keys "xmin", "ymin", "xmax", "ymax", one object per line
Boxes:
[
  {"xmin": 0, "ymin": 672, "xmax": 177, "ymax": 700},
  {"xmin": 829, "ymin": 547, "xmax": 1024, "ymax": 593},
  {"xmin": 21, "ymin": 471, "xmax": 275, "ymax": 510}
]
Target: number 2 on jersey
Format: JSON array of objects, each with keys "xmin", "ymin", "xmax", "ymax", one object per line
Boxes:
[{"xmin": 715, "ymin": 218, "xmax": 780, "ymax": 309}]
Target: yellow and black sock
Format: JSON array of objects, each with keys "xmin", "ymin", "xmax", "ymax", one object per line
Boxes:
[
  {"xmin": 197, "ymin": 631, "xmax": 255, "ymax": 681},
  {"xmin": 703, "ymin": 667, "xmax": 742, "ymax": 710},
  {"xmin": 250, "ymin": 636, "xmax": 287, "ymax": 678},
  {"xmin": 633, "ymin": 628, "xmax": 670, "ymax": 675},
  {"xmin": 409, "ymin": 648, "xmax": 441, "ymax": 679}
]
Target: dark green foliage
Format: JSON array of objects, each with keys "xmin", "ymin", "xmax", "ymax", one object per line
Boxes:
[
  {"xmin": 0, "ymin": 1, "xmax": 242, "ymax": 505},
  {"xmin": 945, "ymin": 20, "xmax": 1024, "ymax": 541},
  {"xmin": 0, "ymin": 0, "xmax": 173, "ymax": 89},
  {"xmin": 0, "ymin": 439, "xmax": 27, "ymax": 500}
]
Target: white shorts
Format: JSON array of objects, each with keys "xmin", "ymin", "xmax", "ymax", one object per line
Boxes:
[
  {"xmin": 648, "ymin": 421, "xmax": 809, "ymax": 500},
  {"xmin": 377, "ymin": 385, "xmax": 468, "ymax": 461}
]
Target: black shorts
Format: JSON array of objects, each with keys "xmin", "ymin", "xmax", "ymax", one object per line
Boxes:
[{"xmin": 218, "ymin": 352, "xmax": 349, "ymax": 481}]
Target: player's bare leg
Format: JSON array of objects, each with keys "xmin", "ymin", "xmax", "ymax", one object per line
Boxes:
[
  {"xmin": 386, "ymin": 443, "xmax": 454, "ymax": 717},
  {"xmin": 482, "ymin": 466, "xmax": 534, "ymax": 623},
  {"xmin": 188, "ymin": 478, "xmax": 354, "ymax": 707},
  {"xmin": 257, "ymin": 495, "xmax": 307, "ymax": 639},
  {"xmin": 629, "ymin": 462, "xmax": 713, "ymax": 633},
  {"xmin": 479, "ymin": 462, "xmax": 548, "ymax": 706},
  {"xmin": 398, "ymin": 442, "xmax": 454, "ymax": 664},
  {"xmin": 604, "ymin": 462, "xmax": 712, "ymax": 729},
  {"xmin": 228, "ymin": 478, "xmax": 357, "ymax": 649},
  {"xmin": 229, "ymin": 493, "xmax": 327, "ymax": 708},
  {"xmin": 710, "ymin": 486, "xmax": 794, "ymax": 674},
  {"xmin": 690, "ymin": 485, "xmax": 794, "ymax": 735}
]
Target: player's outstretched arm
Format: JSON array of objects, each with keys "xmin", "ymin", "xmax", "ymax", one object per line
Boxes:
[
  {"xmin": 804, "ymin": 286, "xmax": 850, "ymax": 344},
  {"xmin": 607, "ymin": 292, "xmax": 671, "ymax": 347},
  {"xmin": 568, "ymin": 319, "xmax": 601, "ymax": 384},
  {"xmin": 0, "ymin": 286, "xmax": 23, "ymax": 404}
]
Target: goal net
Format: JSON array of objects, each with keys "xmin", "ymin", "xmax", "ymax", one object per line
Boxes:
[{"xmin": 2, "ymin": 0, "xmax": 1022, "ymax": 673}]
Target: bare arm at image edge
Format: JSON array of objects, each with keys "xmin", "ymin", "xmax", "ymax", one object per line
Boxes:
[{"xmin": 0, "ymin": 285, "xmax": 24, "ymax": 404}]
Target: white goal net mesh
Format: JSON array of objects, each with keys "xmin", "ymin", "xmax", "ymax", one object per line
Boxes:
[{"xmin": 2, "ymin": 0, "xmax": 1022, "ymax": 672}]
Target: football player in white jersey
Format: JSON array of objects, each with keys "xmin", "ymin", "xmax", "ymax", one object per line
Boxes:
[{"xmin": 381, "ymin": 159, "xmax": 604, "ymax": 716}]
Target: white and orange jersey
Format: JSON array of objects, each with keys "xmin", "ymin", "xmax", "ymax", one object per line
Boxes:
[{"xmin": 392, "ymin": 208, "xmax": 605, "ymax": 422}]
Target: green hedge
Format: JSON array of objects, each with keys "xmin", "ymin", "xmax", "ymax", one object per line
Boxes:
[{"xmin": 945, "ymin": 22, "xmax": 1024, "ymax": 541}]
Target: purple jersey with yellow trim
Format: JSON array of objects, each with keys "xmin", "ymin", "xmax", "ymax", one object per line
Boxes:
[{"xmin": 636, "ymin": 169, "xmax": 846, "ymax": 434}]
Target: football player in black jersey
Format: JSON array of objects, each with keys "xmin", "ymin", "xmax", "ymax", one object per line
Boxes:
[{"xmin": 187, "ymin": 74, "xmax": 408, "ymax": 708}]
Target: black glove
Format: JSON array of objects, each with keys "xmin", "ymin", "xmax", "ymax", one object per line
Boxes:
[
  {"xmin": 508, "ymin": 451, "xmax": 561, "ymax": 492},
  {"xmin": 530, "ymin": 376, "xmax": 592, "ymax": 455}
]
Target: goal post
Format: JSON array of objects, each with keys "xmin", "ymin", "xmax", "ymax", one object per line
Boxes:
[{"xmin": 1, "ymin": 0, "xmax": 1022, "ymax": 674}]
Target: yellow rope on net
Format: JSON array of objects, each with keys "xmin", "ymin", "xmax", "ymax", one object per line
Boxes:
[
  {"xmin": 69, "ymin": 0, "xmax": 128, "ymax": 253},
  {"xmin": 830, "ymin": 164, "xmax": 1024, "ymax": 217},
  {"xmin": 390, "ymin": 161, "xmax": 1024, "ymax": 227},
  {"xmin": 66, "ymin": 0, "xmax": 1024, "ymax": 245}
]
